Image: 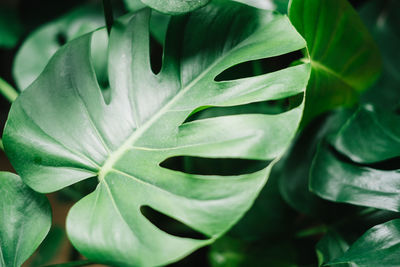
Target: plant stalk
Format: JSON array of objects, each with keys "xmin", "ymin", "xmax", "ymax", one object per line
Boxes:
[
  {"xmin": 102, "ymin": 0, "xmax": 114, "ymax": 35},
  {"xmin": 0, "ymin": 139, "xmax": 4, "ymax": 151},
  {"xmin": 0, "ymin": 77, "xmax": 18, "ymax": 102}
]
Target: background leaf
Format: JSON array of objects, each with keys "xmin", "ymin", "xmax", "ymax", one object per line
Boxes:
[
  {"xmin": 360, "ymin": 0, "xmax": 400, "ymax": 109},
  {"xmin": 289, "ymin": 0, "xmax": 381, "ymax": 124},
  {"xmin": 13, "ymin": 4, "xmax": 105, "ymax": 90},
  {"xmin": 4, "ymin": 1, "xmax": 310, "ymax": 265},
  {"xmin": 310, "ymin": 106, "xmax": 400, "ymax": 212},
  {"xmin": 0, "ymin": 172, "xmax": 51, "ymax": 267},
  {"xmin": 328, "ymin": 219, "xmax": 400, "ymax": 266},
  {"xmin": 0, "ymin": 7, "xmax": 23, "ymax": 49}
]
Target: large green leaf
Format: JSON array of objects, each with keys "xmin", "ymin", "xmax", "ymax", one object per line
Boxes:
[
  {"xmin": 0, "ymin": 172, "xmax": 51, "ymax": 267},
  {"xmin": 328, "ymin": 219, "xmax": 400, "ymax": 266},
  {"xmin": 310, "ymin": 106, "xmax": 400, "ymax": 212},
  {"xmin": 13, "ymin": 5, "xmax": 105, "ymax": 90},
  {"xmin": 4, "ymin": 1, "xmax": 310, "ymax": 266},
  {"xmin": 289, "ymin": 0, "xmax": 381, "ymax": 124}
]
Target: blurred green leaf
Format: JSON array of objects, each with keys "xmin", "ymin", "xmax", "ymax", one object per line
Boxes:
[
  {"xmin": 0, "ymin": 8, "xmax": 23, "ymax": 48},
  {"xmin": 310, "ymin": 106, "xmax": 400, "ymax": 212},
  {"xmin": 360, "ymin": 0, "xmax": 400, "ymax": 109},
  {"xmin": 13, "ymin": 5, "xmax": 105, "ymax": 90},
  {"xmin": 0, "ymin": 172, "xmax": 51, "ymax": 267},
  {"xmin": 289, "ymin": 0, "xmax": 381, "ymax": 125},
  {"xmin": 29, "ymin": 226, "xmax": 65, "ymax": 267},
  {"xmin": 279, "ymin": 110, "xmax": 351, "ymax": 216},
  {"xmin": 209, "ymin": 236, "xmax": 298, "ymax": 267},
  {"xmin": 328, "ymin": 219, "xmax": 400, "ymax": 266},
  {"xmin": 316, "ymin": 231, "xmax": 354, "ymax": 267}
]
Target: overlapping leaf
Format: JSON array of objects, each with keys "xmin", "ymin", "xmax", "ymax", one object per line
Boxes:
[
  {"xmin": 13, "ymin": 5, "xmax": 105, "ymax": 90},
  {"xmin": 310, "ymin": 106, "xmax": 400, "ymax": 212},
  {"xmin": 4, "ymin": 1, "xmax": 310, "ymax": 266},
  {"xmin": 289, "ymin": 0, "xmax": 381, "ymax": 124},
  {"xmin": 328, "ymin": 219, "xmax": 400, "ymax": 266},
  {"xmin": 0, "ymin": 172, "xmax": 51, "ymax": 267}
]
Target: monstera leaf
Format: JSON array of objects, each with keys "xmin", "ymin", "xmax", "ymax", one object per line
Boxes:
[
  {"xmin": 289, "ymin": 0, "xmax": 381, "ymax": 124},
  {"xmin": 0, "ymin": 172, "xmax": 51, "ymax": 267},
  {"xmin": 124, "ymin": 0, "xmax": 210, "ymax": 14},
  {"xmin": 310, "ymin": 105, "xmax": 400, "ymax": 212},
  {"xmin": 13, "ymin": 5, "xmax": 105, "ymax": 90},
  {"xmin": 328, "ymin": 219, "xmax": 400, "ymax": 266},
  {"xmin": 4, "ymin": 1, "xmax": 310, "ymax": 266}
]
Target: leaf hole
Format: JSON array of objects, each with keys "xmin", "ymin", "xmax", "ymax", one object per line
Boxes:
[
  {"xmin": 56, "ymin": 32, "xmax": 67, "ymax": 46},
  {"xmin": 150, "ymin": 35, "xmax": 163, "ymax": 75},
  {"xmin": 140, "ymin": 205, "xmax": 209, "ymax": 240},
  {"xmin": 329, "ymin": 144, "xmax": 400, "ymax": 171},
  {"xmin": 214, "ymin": 49, "xmax": 303, "ymax": 82},
  {"xmin": 184, "ymin": 92, "xmax": 304, "ymax": 123},
  {"xmin": 160, "ymin": 156, "xmax": 271, "ymax": 176},
  {"xmin": 91, "ymin": 30, "xmax": 111, "ymax": 103}
]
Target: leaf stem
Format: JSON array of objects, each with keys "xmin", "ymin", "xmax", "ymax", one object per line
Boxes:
[
  {"xmin": 0, "ymin": 139, "xmax": 4, "ymax": 151},
  {"xmin": 102, "ymin": 0, "xmax": 114, "ymax": 35},
  {"xmin": 0, "ymin": 77, "xmax": 18, "ymax": 102},
  {"xmin": 43, "ymin": 260, "xmax": 93, "ymax": 267}
]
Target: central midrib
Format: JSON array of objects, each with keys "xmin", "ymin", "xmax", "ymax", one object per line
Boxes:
[
  {"xmin": 97, "ymin": 52, "xmax": 228, "ymax": 181},
  {"xmin": 97, "ymin": 19, "xmax": 298, "ymax": 181}
]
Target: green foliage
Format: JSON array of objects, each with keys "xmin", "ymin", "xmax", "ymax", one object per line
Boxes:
[
  {"xmin": 328, "ymin": 219, "xmax": 400, "ymax": 266},
  {"xmin": 0, "ymin": 0, "xmax": 395, "ymax": 266},
  {"xmin": 310, "ymin": 106, "xmax": 400, "ymax": 212},
  {"xmin": 4, "ymin": 1, "xmax": 309, "ymax": 265},
  {"xmin": 289, "ymin": 0, "xmax": 381, "ymax": 124},
  {"xmin": 13, "ymin": 5, "xmax": 105, "ymax": 90},
  {"xmin": 0, "ymin": 8, "xmax": 23, "ymax": 49},
  {"xmin": 0, "ymin": 172, "xmax": 51, "ymax": 267}
]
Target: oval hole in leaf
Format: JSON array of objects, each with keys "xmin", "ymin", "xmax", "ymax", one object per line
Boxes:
[
  {"xmin": 329, "ymin": 144, "xmax": 400, "ymax": 171},
  {"xmin": 140, "ymin": 205, "xmax": 209, "ymax": 240},
  {"xmin": 55, "ymin": 32, "xmax": 67, "ymax": 46},
  {"xmin": 160, "ymin": 156, "xmax": 271, "ymax": 176},
  {"xmin": 150, "ymin": 35, "xmax": 163, "ymax": 75},
  {"xmin": 184, "ymin": 93, "xmax": 304, "ymax": 123},
  {"xmin": 214, "ymin": 50, "xmax": 303, "ymax": 81},
  {"xmin": 91, "ymin": 30, "xmax": 111, "ymax": 103}
]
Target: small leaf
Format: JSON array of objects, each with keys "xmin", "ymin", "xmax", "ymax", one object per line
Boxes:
[
  {"xmin": 310, "ymin": 106, "xmax": 400, "ymax": 212},
  {"xmin": 328, "ymin": 219, "xmax": 400, "ymax": 266},
  {"xmin": 0, "ymin": 172, "xmax": 51, "ymax": 267},
  {"xmin": 289, "ymin": 0, "xmax": 381, "ymax": 124},
  {"xmin": 13, "ymin": 5, "xmax": 105, "ymax": 90},
  {"xmin": 4, "ymin": 2, "xmax": 310, "ymax": 266}
]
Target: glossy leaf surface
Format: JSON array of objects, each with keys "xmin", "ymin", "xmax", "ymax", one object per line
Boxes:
[
  {"xmin": 0, "ymin": 172, "xmax": 51, "ymax": 267},
  {"xmin": 13, "ymin": 5, "xmax": 105, "ymax": 90},
  {"xmin": 328, "ymin": 219, "xmax": 400, "ymax": 266},
  {"xmin": 289, "ymin": 0, "xmax": 381, "ymax": 124},
  {"xmin": 310, "ymin": 106, "xmax": 400, "ymax": 212},
  {"xmin": 4, "ymin": 2, "xmax": 310, "ymax": 266}
]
